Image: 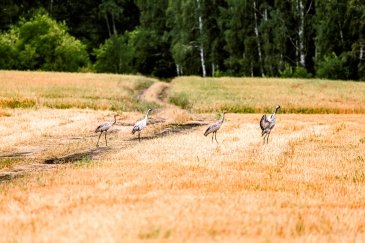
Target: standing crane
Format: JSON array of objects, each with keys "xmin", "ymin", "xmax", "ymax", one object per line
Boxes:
[
  {"xmin": 132, "ymin": 108, "xmax": 152, "ymax": 142},
  {"xmin": 260, "ymin": 105, "xmax": 281, "ymax": 144},
  {"xmin": 204, "ymin": 112, "xmax": 226, "ymax": 143},
  {"xmin": 95, "ymin": 114, "xmax": 118, "ymax": 147}
]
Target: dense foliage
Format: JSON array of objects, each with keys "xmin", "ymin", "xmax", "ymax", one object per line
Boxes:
[
  {"xmin": 0, "ymin": 0, "xmax": 364, "ymax": 80},
  {"xmin": 0, "ymin": 11, "xmax": 89, "ymax": 71}
]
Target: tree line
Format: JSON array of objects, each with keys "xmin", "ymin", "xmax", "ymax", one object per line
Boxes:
[{"xmin": 0, "ymin": 0, "xmax": 364, "ymax": 80}]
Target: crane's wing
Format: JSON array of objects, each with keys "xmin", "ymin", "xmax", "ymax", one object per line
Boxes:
[
  {"xmin": 204, "ymin": 122, "xmax": 220, "ymax": 136},
  {"xmin": 260, "ymin": 115, "xmax": 270, "ymax": 131},
  {"xmin": 95, "ymin": 123, "xmax": 107, "ymax": 133},
  {"xmin": 132, "ymin": 122, "xmax": 140, "ymax": 134},
  {"xmin": 132, "ymin": 119, "xmax": 146, "ymax": 134},
  {"xmin": 204, "ymin": 126, "xmax": 211, "ymax": 136}
]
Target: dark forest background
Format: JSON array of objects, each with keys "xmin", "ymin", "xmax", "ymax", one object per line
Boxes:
[{"xmin": 0, "ymin": 0, "xmax": 364, "ymax": 80}]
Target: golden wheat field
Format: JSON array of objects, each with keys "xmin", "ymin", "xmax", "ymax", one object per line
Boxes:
[
  {"xmin": 0, "ymin": 70, "xmax": 158, "ymax": 111},
  {"xmin": 168, "ymin": 76, "xmax": 365, "ymax": 113},
  {"xmin": 0, "ymin": 71, "xmax": 365, "ymax": 242}
]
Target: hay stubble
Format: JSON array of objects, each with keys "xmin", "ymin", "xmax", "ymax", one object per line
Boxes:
[{"xmin": 1, "ymin": 111, "xmax": 365, "ymax": 242}]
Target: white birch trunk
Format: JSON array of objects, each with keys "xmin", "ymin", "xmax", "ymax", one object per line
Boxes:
[
  {"xmin": 199, "ymin": 45, "xmax": 206, "ymax": 77},
  {"xmin": 104, "ymin": 13, "xmax": 112, "ymax": 37},
  {"xmin": 111, "ymin": 12, "xmax": 117, "ymax": 35},
  {"xmin": 50, "ymin": 0, "xmax": 53, "ymax": 13},
  {"xmin": 176, "ymin": 64, "xmax": 180, "ymax": 76},
  {"xmin": 253, "ymin": 1, "xmax": 264, "ymax": 77},
  {"xmin": 360, "ymin": 45, "xmax": 364, "ymax": 60},
  {"xmin": 176, "ymin": 64, "xmax": 183, "ymax": 76},
  {"xmin": 196, "ymin": 0, "xmax": 206, "ymax": 77},
  {"xmin": 336, "ymin": 7, "xmax": 344, "ymax": 43},
  {"xmin": 298, "ymin": 0, "xmax": 305, "ymax": 67}
]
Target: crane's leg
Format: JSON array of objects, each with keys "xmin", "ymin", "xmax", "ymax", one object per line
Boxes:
[
  {"xmin": 262, "ymin": 133, "xmax": 267, "ymax": 144},
  {"xmin": 138, "ymin": 132, "xmax": 141, "ymax": 142},
  {"xmin": 211, "ymin": 133, "xmax": 214, "ymax": 143},
  {"xmin": 266, "ymin": 132, "xmax": 270, "ymax": 144},
  {"xmin": 215, "ymin": 132, "xmax": 219, "ymax": 143},
  {"xmin": 105, "ymin": 132, "xmax": 108, "ymax": 146},
  {"xmin": 96, "ymin": 132, "xmax": 102, "ymax": 147}
]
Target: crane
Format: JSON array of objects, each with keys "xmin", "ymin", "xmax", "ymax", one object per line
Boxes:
[
  {"xmin": 204, "ymin": 112, "xmax": 226, "ymax": 143},
  {"xmin": 95, "ymin": 114, "xmax": 118, "ymax": 147},
  {"xmin": 132, "ymin": 108, "xmax": 152, "ymax": 142},
  {"xmin": 260, "ymin": 105, "xmax": 281, "ymax": 144}
]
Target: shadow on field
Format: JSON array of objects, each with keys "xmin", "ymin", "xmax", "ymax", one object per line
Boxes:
[
  {"xmin": 0, "ymin": 151, "xmax": 33, "ymax": 158},
  {"xmin": 1, "ymin": 148, "xmax": 116, "ymax": 182},
  {"xmin": 128, "ymin": 122, "xmax": 207, "ymax": 141},
  {"xmin": 44, "ymin": 147, "xmax": 111, "ymax": 164},
  {"xmin": 0, "ymin": 163, "xmax": 57, "ymax": 182},
  {"xmin": 156, "ymin": 122, "xmax": 207, "ymax": 137}
]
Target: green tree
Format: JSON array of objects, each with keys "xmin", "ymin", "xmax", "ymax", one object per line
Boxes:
[
  {"xmin": 0, "ymin": 30, "xmax": 18, "ymax": 69},
  {"xmin": 0, "ymin": 11, "xmax": 89, "ymax": 71},
  {"xmin": 167, "ymin": 0, "xmax": 202, "ymax": 76},
  {"xmin": 94, "ymin": 33, "xmax": 135, "ymax": 73},
  {"xmin": 0, "ymin": 0, "xmax": 43, "ymax": 31},
  {"xmin": 219, "ymin": 0, "xmax": 258, "ymax": 76},
  {"xmin": 205, "ymin": 0, "xmax": 228, "ymax": 76},
  {"xmin": 134, "ymin": 0, "xmax": 175, "ymax": 78},
  {"xmin": 1, "ymin": 0, "xmax": 364, "ymax": 80},
  {"xmin": 168, "ymin": 0, "xmax": 227, "ymax": 76},
  {"xmin": 316, "ymin": 0, "xmax": 364, "ymax": 80}
]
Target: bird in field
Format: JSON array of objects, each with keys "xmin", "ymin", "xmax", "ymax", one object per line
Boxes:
[
  {"xmin": 132, "ymin": 108, "xmax": 152, "ymax": 142},
  {"xmin": 204, "ymin": 112, "xmax": 226, "ymax": 143},
  {"xmin": 260, "ymin": 105, "xmax": 281, "ymax": 144},
  {"xmin": 95, "ymin": 114, "xmax": 118, "ymax": 147}
]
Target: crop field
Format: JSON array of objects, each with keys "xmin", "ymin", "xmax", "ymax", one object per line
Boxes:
[
  {"xmin": 0, "ymin": 71, "xmax": 365, "ymax": 242},
  {"xmin": 168, "ymin": 76, "xmax": 365, "ymax": 114},
  {"xmin": 0, "ymin": 71, "xmax": 157, "ymax": 111}
]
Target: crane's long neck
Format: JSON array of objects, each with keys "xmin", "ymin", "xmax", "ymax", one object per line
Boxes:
[
  {"xmin": 272, "ymin": 108, "xmax": 278, "ymax": 115},
  {"xmin": 145, "ymin": 110, "xmax": 151, "ymax": 121},
  {"xmin": 113, "ymin": 115, "xmax": 117, "ymax": 125},
  {"xmin": 220, "ymin": 113, "xmax": 225, "ymax": 123},
  {"xmin": 270, "ymin": 108, "xmax": 278, "ymax": 121},
  {"xmin": 273, "ymin": 106, "xmax": 280, "ymax": 116}
]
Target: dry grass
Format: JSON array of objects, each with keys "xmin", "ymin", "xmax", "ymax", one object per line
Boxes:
[
  {"xmin": 1, "ymin": 72, "xmax": 365, "ymax": 242},
  {"xmin": 168, "ymin": 76, "xmax": 365, "ymax": 113},
  {"xmin": 0, "ymin": 70, "xmax": 158, "ymax": 111},
  {"xmin": 0, "ymin": 108, "xmax": 365, "ymax": 242}
]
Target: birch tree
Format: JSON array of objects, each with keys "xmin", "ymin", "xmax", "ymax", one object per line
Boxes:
[
  {"xmin": 297, "ymin": 0, "xmax": 305, "ymax": 67},
  {"xmin": 196, "ymin": 0, "xmax": 207, "ymax": 77},
  {"xmin": 253, "ymin": 0, "xmax": 264, "ymax": 77},
  {"xmin": 167, "ymin": 0, "xmax": 208, "ymax": 76}
]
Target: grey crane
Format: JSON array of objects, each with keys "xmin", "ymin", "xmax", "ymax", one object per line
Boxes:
[
  {"xmin": 204, "ymin": 112, "xmax": 226, "ymax": 143},
  {"xmin": 132, "ymin": 108, "xmax": 152, "ymax": 142},
  {"xmin": 260, "ymin": 105, "xmax": 281, "ymax": 144},
  {"xmin": 95, "ymin": 114, "xmax": 118, "ymax": 147}
]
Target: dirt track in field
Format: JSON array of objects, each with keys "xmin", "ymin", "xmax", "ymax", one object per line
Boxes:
[{"xmin": 0, "ymin": 82, "xmax": 209, "ymax": 181}]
